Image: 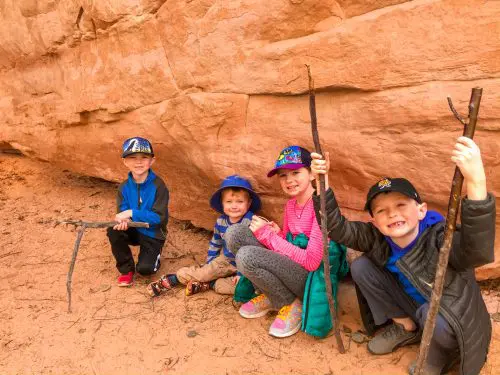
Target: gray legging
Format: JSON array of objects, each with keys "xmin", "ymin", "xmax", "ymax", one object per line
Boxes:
[{"xmin": 225, "ymin": 223, "xmax": 309, "ymax": 309}]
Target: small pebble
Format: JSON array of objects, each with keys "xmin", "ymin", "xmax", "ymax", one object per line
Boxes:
[{"xmin": 187, "ymin": 330, "xmax": 198, "ymax": 338}]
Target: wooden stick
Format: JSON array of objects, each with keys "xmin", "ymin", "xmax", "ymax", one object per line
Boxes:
[
  {"xmin": 58, "ymin": 220, "xmax": 149, "ymax": 229},
  {"xmin": 306, "ymin": 65, "xmax": 345, "ymax": 353},
  {"xmin": 64, "ymin": 220, "xmax": 149, "ymax": 313},
  {"xmin": 414, "ymin": 87, "xmax": 482, "ymax": 374},
  {"xmin": 67, "ymin": 223, "xmax": 87, "ymax": 313}
]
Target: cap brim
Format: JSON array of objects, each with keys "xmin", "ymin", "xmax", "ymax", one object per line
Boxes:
[
  {"xmin": 267, "ymin": 163, "xmax": 307, "ymax": 177},
  {"xmin": 365, "ymin": 189, "xmax": 421, "ymax": 213},
  {"xmin": 122, "ymin": 151, "xmax": 154, "ymax": 158}
]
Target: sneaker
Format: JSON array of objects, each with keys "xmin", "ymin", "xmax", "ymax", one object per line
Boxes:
[
  {"xmin": 147, "ymin": 275, "xmax": 173, "ymax": 297},
  {"xmin": 407, "ymin": 360, "xmax": 443, "ymax": 375},
  {"xmin": 367, "ymin": 323, "xmax": 421, "ymax": 355},
  {"xmin": 268, "ymin": 299, "xmax": 302, "ymax": 338},
  {"xmin": 117, "ymin": 272, "xmax": 134, "ymax": 287},
  {"xmin": 239, "ymin": 294, "xmax": 274, "ymax": 319},
  {"xmin": 185, "ymin": 280, "xmax": 211, "ymax": 296}
]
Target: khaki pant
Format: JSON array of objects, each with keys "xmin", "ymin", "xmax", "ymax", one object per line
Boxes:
[{"xmin": 176, "ymin": 256, "xmax": 237, "ymax": 295}]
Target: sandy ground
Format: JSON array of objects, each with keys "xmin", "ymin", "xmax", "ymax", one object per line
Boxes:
[{"xmin": 1, "ymin": 152, "xmax": 500, "ymax": 375}]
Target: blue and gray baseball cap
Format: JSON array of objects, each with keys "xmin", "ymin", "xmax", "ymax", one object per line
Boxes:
[{"xmin": 122, "ymin": 137, "xmax": 154, "ymax": 158}]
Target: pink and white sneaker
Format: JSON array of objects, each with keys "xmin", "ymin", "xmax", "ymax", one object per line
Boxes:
[
  {"xmin": 269, "ymin": 299, "xmax": 303, "ymax": 338},
  {"xmin": 239, "ymin": 294, "xmax": 274, "ymax": 319}
]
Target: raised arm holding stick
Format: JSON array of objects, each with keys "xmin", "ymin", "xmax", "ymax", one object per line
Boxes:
[
  {"xmin": 311, "ymin": 86, "xmax": 495, "ymax": 375},
  {"xmin": 414, "ymin": 88, "xmax": 485, "ymax": 375}
]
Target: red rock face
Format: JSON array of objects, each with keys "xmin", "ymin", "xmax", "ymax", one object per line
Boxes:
[{"xmin": 0, "ymin": 0, "xmax": 499, "ymax": 278}]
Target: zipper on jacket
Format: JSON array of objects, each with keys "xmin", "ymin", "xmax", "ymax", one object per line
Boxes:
[
  {"xmin": 137, "ymin": 183, "xmax": 141, "ymax": 208},
  {"xmin": 396, "ymin": 258, "xmax": 461, "ymax": 329},
  {"xmin": 302, "ymin": 275, "xmax": 312, "ymax": 332}
]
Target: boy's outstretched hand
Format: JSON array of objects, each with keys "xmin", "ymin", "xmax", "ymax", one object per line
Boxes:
[
  {"xmin": 451, "ymin": 136, "xmax": 487, "ymax": 200},
  {"xmin": 311, "ymin": 151, "xmax": 330, "ymax": 191}
]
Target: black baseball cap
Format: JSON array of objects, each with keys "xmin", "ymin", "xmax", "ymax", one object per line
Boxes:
[{"xmin": 364, "ymin": 177, "xmax": 422, "ymax": 216}]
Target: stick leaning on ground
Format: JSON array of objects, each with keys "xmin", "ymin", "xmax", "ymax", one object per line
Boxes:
[
  {"xmin": 414, "ymin": 87, "xmax": 482, "ymax": 374},
  {"xmin": 306, "ymin": 65, "xmax": 345, "ymax": 354},
  {"xmin": 58, "ymin": 220, "xmax": 149, "ymax": 313}
]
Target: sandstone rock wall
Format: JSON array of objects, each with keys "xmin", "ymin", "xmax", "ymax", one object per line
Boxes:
[{"xmin": 1, "ymin": 0, "xmax": 499, "ymax": 278}]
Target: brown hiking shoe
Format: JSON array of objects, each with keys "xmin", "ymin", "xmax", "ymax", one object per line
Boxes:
[
  {"xmin": 367, "ymin": 323, "xmax": 421, "ymax": 355},
  {"xmin": 408, "ymin": 360, "xmax": 443, "ymax": 375},
  {"xmin": 185, "ymin": 280, "xmax": 211, "ymax": 296}
]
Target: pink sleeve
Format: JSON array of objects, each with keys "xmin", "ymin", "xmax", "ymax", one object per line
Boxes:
[
  {"xmin": 280, "ymin": 209, "xmax": 289, "ymax": 238},
  {"xmin": 253, "ymin": 214, "xmax": 324, "ymax": 272}
]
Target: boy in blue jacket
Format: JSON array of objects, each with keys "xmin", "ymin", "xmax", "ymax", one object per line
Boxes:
[{"xmin": 107, "ymin": 137, "xmax": 169, "ymax": 287}]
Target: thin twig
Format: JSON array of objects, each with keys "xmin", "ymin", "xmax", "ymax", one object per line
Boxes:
[
  {"xmin": 0, "ymin": 251, "xmax": 22, "ymax": 260},
  {"xmin": 67, "ymin": 224, "xmax": 86, "ymax": 313},
  {"xmin": 253, "ymin": 340, "xmax": 281, "ymax": 360},
  {"xmin": 447, "ymin": 97, "xmax": 467, "ymax": 126}
]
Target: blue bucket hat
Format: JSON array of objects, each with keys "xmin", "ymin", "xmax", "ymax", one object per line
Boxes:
[
  {"xmin": 122, "ymin": 137, "xmax": 154, "ymax": 158},
  {"xmin": 210, "ymin": 175, "xmax": 261, "ymax": 214}
]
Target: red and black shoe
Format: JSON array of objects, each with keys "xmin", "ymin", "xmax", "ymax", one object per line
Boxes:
[
  {"xmin": 117, "ymin": 272, "xmax": 134, "ymax": 287},
  {"xmin": 147, "ymin": 275, "xmax": 173, "ymax": 297}
]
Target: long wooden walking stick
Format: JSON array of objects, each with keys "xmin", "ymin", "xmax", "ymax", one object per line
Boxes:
[
  {"xmin": 414, "ymin": 87, "xmax": 483, "ymax": 374},
  {"xmin": 60, "ymin": 220, "xmax": 149, "ymax": 313},
  {"xmin": 306, "ymin": 65, "xmax": 345, "ymax": 353}
]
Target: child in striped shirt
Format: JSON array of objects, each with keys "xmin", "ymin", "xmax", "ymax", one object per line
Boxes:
[
  {"xmin": 147, "ymin": 175, "xmax": 261, "ymax": 297},
  {"xmin": 225, "ymin": 146, "xmax": 325, "ymax": 338}
]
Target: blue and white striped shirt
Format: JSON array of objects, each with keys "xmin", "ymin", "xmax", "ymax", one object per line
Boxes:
[{"xmin": 207, "ymin": 211, "xmax": 254, "ymax": 266}]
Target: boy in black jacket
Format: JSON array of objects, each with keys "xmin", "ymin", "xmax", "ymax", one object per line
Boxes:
[{"xmin": 311, "ymin": 136, "xmax": 495, "ymax": 375}]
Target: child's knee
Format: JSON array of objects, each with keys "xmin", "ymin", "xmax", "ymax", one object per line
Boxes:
[
  {"xmin": 416, "ymin": 304, "xmax": 457, "ymax": 349},
  {"xmin": 225, "ymin": 223, "xmax": 249, "ymax": 253},
  {"xmin": 136, "ymin": 263, "xmax": 154, "ymax": 275},
  {"xmin": 107, "ymin": 227, "xmax": 120, "ymax": 241},
  {"xmin": 136, "ymin": 256, "xmax": 160, "ymax": 275},
  {"xmin": 235, "ymin": 247, "xmax": 254, "ymax": 271},
  {"xmin": 350, "ymin": 256, "xmax": 373, "ymax": 282}
]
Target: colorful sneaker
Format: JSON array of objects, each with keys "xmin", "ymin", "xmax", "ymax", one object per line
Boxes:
[
  {"xmin": 117, "ymin": 272, "xmax": 134, "ymax": 287},
  {"xmin": 185, "ymin": 280, "xmax": 211, "ymax": 296},
  {"xmin": 239, "ymin": 294, "xmax": 274, "ymax": 319},
  {"xmin": 269, "ymin": 299, "xmax": 302, "ymax": 338},
  {"xmin": 147, "ymin": 275, "xmax": 174, "ymax": 297}
]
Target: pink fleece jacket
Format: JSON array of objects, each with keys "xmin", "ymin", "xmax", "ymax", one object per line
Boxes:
[{"xmin": 253, "ymin": 197, "xmax": 323, "ymax": 271}]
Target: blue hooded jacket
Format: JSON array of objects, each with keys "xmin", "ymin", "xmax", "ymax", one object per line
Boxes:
[
  {"xmin": 117, "ymin": 169, "xmax": 169, "ymax": 240},
  {"xmin": 385, "ymin": 210, "xmax": 444, "ymax": 304}
]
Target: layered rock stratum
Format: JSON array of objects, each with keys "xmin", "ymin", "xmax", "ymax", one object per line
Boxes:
[{"xmin": 1, "ymin": 0, "xmax": 499, "ymax": 277}]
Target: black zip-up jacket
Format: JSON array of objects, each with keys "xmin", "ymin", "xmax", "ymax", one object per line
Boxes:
[{"xmin": 313, "ymin": 189, "xmax": 496, "ymax": 375}]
